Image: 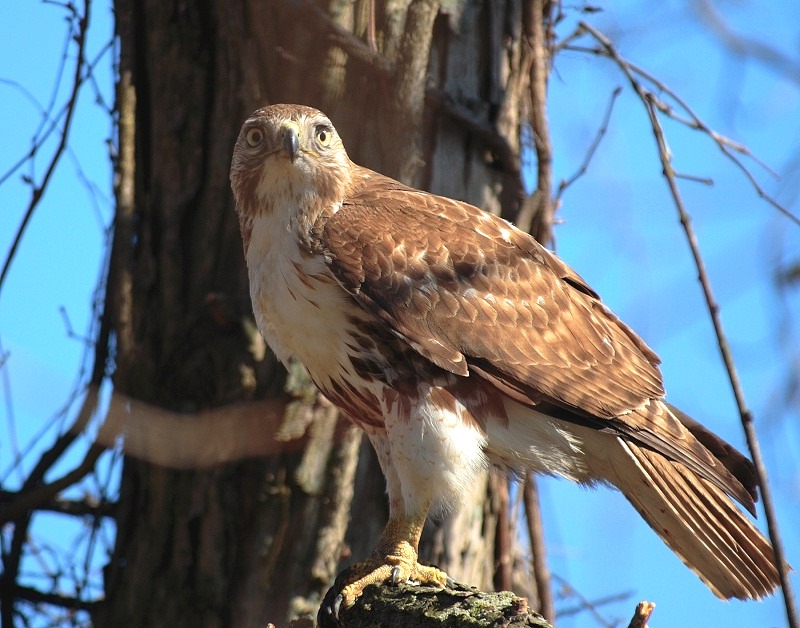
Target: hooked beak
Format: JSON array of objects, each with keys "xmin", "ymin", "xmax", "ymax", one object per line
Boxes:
[{"xmin": 280, "ymin": 121, "xmax": 300, "ymax": 163}]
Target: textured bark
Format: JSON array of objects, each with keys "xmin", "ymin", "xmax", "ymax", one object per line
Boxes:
[
  {"xmin": 97, "ymin": 1, "xmax": 532, "ymax": 626},
  {"xmin": 319, "ymin": 581, "xmax": 553, "ymax": 628}
]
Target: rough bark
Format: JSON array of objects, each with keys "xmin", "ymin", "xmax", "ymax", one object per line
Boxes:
[
  {"xmin": 97, "ymin": 1, "xmax": 533, "ymax": 626},
  {"xmin": 319, "ymin": 581, "xmax": 553, "ymax": 628}
]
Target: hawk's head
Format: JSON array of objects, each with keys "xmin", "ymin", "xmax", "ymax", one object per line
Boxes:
[{"xmin": 230, "ymin": 104, "xmax": 352, "ymax": 249}]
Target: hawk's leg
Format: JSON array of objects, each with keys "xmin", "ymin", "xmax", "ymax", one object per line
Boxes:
[{"xmin": 336, "ymin": 509, "xmax": 449, "ymax": 609}]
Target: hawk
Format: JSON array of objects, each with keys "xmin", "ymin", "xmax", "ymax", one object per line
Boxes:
[{"xmin": 230, "ymin": 104, "xmax": 779, "ymax": 607}]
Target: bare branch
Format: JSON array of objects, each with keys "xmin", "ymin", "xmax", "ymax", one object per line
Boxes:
[
  {"xmin": 0, "ymin": 494, "xmax": 115, "ymax": 519},
  {"xmin": 552, "ymin": 574, "xmax": 619, "ymax": 627},
  {"xmin": 425, "ymin": 88, "xmax": 520, "ymax": 176},
  {"xmin": 524, "ymin": 473, "xmax": 554, "ymax": 623},
  {"xmin": 0, "ymin": 1, "xmax": 91, "ymax": 299},
  {"xmin": 627, "ymin": 601, "xmax": 655, "ymax": 628},
  {"xmin": 0, "ymin": 444, "xmax": 105, "ymax": 525},
  {"xmin": 516, "ymin": 0, "xmax": 555, "ymax": 242},
  {"xmin": 288, "ymin": 0, "xmax": 393, "ymax": 74},
  {"xmin": 556, "ymin": 590, "xmax": 634, "ymax": 619},
  {"xmin": 562, "ymin": 21, "xmax": 798, "ymax": 628},
  {"xmin": 290, "ymin": 0, "xmax": 520, "ymax": 178},
  {"xmin": 492, "ymin": 472, "xmax": 513, "ymax": 592},
  {"xmin": 695, "ymin": 0, "xmax": 800, "ymax": 85},
  {"xmin": 643, "ymin": 93, "xmax": 798, "ymax": 628},
  {"xmin": 11, "ymin": 583, "xmax": 99, "ymax": 613},
  {"xmin": 555, "ymin": 86, "xmax": 621, "ymax": 204},
  {"xmin": 569, "ymin": 22, "xmax": 800, "ymax": 228}
]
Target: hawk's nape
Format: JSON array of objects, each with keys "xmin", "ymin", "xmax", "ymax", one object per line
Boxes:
[{"xmin": 230, "ymin": 103, "xmax": 781, "ymax": 609}]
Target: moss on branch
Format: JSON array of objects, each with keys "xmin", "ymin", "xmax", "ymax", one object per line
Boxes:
[{"xmin": 317, "ymin": 580, "xmax": 553, "ymax": 627}]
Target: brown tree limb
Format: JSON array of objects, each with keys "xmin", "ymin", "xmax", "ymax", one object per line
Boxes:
[
  {"xmin": 627, "ymin": 601, "xmax": 655, "ymax": 628},
  {"xmin": 523, "ymin": 474, "xmax": 554, "ymax": 624},
  {"xmin": 289, "ymin": 0, "xmax": 393, "ymax": 74},
  {"xmin": 643, "ymin": 94, "xmax": 798, "ymax": 628},
  {"xmin": 517, "ymin": 0, "xmax": 555, "ymax": 242},
  {"xmin": 492, "ymin": 472, "xmax": 513, "ymax": 592},
  {"xmin": 290, "ymin": 0, "xmax": 520, "ymax": 179},
  {"xmin": 390, "ymin": 0, "xmax": 440, "ymax": 183}
]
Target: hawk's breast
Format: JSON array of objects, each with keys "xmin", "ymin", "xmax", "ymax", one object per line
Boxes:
[{"xmin": 246, "ymin": 210, "xmax": 386, "ymax": 427}]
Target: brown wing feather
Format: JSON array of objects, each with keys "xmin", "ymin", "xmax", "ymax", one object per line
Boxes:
[
  {"xmin": 313, "ymin": 170, "xmax": 753, "ymax": 509},
  {"xmin": 316, "ymin": 173, "xmax": 662, "ymax": 415}
]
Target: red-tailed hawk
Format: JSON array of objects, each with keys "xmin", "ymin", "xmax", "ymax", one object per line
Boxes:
[{"xmin": 230, "ymin": 104, "xmax": 779, "ymax": 608}]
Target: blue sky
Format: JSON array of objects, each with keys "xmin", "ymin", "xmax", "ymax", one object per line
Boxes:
[{"xmin": 1, "ymin": 1, "xmax": 798, "ymax": 626}]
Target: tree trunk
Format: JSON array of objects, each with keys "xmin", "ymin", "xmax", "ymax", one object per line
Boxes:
[{"xmin": 96, "ymin": 1, "xmax": 531, "ymax": 626}]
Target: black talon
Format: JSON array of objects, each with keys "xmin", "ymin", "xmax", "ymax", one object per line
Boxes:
[
  {"xmin": 445, "ymin": 576, "xmax": 456, "ymax": 588},
  {"xmin": 390, "ymin": 566, "xmax": 402, "ymax": 585}
]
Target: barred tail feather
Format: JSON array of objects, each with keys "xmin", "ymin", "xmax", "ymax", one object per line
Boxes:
[{"xmin": 596, "ymin": 436, "xmax": 779, "ymax": 599}]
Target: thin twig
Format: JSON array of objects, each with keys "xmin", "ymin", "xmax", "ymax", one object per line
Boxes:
[
  {"xmin": 10, "ymin": 583, "xmax": 100, "ymax": 612},
  {"xmin": 0, "ymin": 38, "xmax": 114, "ymax": 190},
  {"xmin": 695, "ymin": 0, "xmax": 800, "ymax": 86},
  {"xmin": 0, "ymin": 2, "xmax": 91, "ymax": 300},
  {"xmin": 644, "ymin": 95, "xmax": 798, "ymax": 628},
  {"xmin": 0, "ymin": 444, "xmax": 106, "ymax": 525},
  {"xmin": 569, "ymin": 21, "xmax": 798, "ymax": 628},
  {"xmin": 555, "ymin": 86, "xmax": 621, "ymax": 204},
  {"xmin": 571, "ymin": 22, "xmax": 800, "ymax": 228},
  {"xmin": 673, "ymin": 171, "xmax": 714, "ymax": 186},
  {"xmin": 552, "ymin": 573, "xmax": 617, "ymax": 627},
  {"xmin": 556, "ymin": 590, "xmax": 634, "ymax": 618}
]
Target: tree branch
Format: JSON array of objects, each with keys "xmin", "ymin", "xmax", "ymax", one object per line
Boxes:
[
  {"xmin": 516, "ymin": 0, "xmax": 555, "ymax": 242},
  {"xmin": 569, "ymin": 22, "xmax": 800, "ymax": 228},
  {"xmin": 573, "ymin": 21, "xmax": 798, "ymax": 628},
  {"xmin": 11, "ymin": 583, "xmax": 100, "ymax": 613},
  {"xmin": 0, "ymin": 0, "xmax": 92, "ymax": 299},
  {"xmin": 554, "ymin": 87, "xmax": 621, "ymax": 204},
  {"xmin": 524, "ymin": 474, "xmax": 554, "ymax": 623},
  {"xmin": 627, "ymin": 601, "xmax": 655, "ymax": 628}
]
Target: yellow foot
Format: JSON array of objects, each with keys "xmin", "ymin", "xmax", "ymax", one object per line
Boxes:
[{"xmin": 337, "ymin": 556, "xmax": 449, "ymax": 609}]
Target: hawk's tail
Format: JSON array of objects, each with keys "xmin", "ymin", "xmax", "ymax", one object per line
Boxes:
[{"xmin": 593, "ymin": 435, "xmax": 780, "ymax": 599}]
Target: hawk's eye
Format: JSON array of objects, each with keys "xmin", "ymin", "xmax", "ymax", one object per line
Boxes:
[
  {"xmin": 315, "ymin": 125, "xmax": 332, "ymax": 147},
  {"xmin": 246, "ymin": 127, "xmax": 264, "ymax": 147}
]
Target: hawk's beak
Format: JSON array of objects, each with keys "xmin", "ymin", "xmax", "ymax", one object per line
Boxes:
[{"xmin": 280, "ymin": 121, "xmax": 300, "ymax": 163}]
